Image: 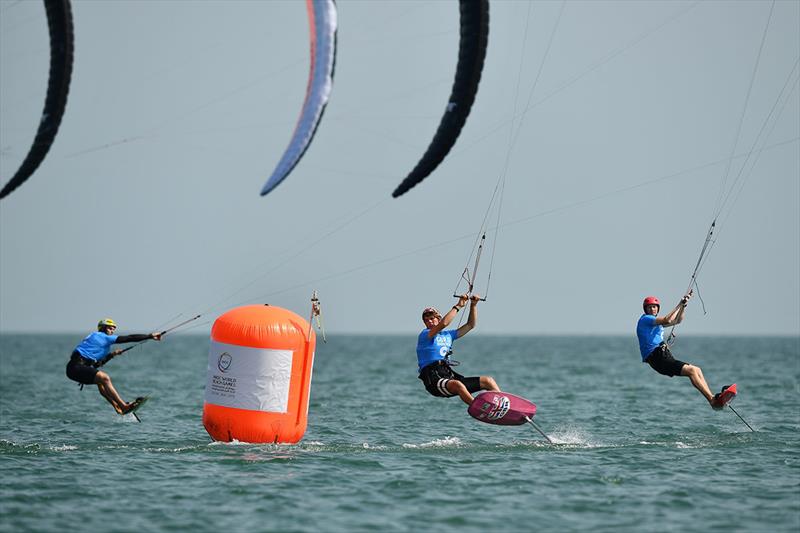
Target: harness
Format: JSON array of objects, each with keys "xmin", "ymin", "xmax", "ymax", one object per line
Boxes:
[{"xmin": 69, "ymin": 351, "xmax": 101, "ymax": 390}]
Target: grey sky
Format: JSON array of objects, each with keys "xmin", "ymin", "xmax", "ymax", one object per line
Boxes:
[{"xmin": 1, "ymin": 0, "xmax": 798, "ymax": 336}]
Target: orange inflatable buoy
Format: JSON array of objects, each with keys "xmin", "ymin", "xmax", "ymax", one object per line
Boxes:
[{"xmin": 202, "ymin": 304, "xmax": 316, "ymax": 443}]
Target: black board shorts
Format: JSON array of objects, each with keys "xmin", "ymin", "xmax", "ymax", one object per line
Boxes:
[
  {"xmin": 645, "ymin": 344, "xmax": 687, "ymax": 377},
  {"xmin": 418, "ymin": 360, "xmax": 481, "ymax": 398},
  {"xmin": 66, "ymin": 351, "xmax": 99, "ymax": 385}
]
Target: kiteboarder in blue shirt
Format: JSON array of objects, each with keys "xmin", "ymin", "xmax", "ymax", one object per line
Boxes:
[
  {"xmin": 66, "ymin": 318, "xmax": 161, "ymax": 415},
  {"xmin": 417, "ymin": 294, "xmax": 500, "ymax": 405},
  {"xmin": 636, "ymin": 292, "xmax": 728, "ymax": 409}
]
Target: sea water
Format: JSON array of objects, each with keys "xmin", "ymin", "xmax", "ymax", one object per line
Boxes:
[{"xmin": 0, "ymin": 334, "xmax": 798, "ymax": 532}]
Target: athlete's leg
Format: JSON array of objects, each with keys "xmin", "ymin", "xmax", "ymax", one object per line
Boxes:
[
  {"xmin": 479, "ymin": 376, "xmax": 500, "ymax": 392},
  {"xmin": 680, "ymin": 364, "xmax": 714, "ymax": 403},
  {"xmin": 447, "ymin": 380, "xmax": 475, "ymax": 405},
  {"xmin": 94, "ymin": 371, "xmax": 127, "ymax": 414}
]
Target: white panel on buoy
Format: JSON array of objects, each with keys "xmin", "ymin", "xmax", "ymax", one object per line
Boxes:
[{"xmin": 205, "ymin": 340, "xmax": 293, "ymax": 412}]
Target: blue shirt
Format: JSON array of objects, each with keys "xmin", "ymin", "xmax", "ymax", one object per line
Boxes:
[
  {"xmin": 416, "ymin": 329, "xmax": 459, "ymax": 371},
  {"xmin": 74, "ymin": 331, "xmax": 118, "ymax": 362},
  {"xmin": 636, "ymin": 314, "xmax": 663, "ymax": 361}
]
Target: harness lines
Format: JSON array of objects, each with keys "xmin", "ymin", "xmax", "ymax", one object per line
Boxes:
[
  {"xmin": 666, "ymin": 219, "xmax": 714, "ymax": 346},
  {"xmin": 666, "ymin": 2, "xmax": 795, "ymax": 346}
]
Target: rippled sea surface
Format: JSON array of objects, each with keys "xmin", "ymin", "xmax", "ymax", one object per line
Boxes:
[{"xmin": 1, "ymin": 334, "xmax": 798, "ymax": 532}]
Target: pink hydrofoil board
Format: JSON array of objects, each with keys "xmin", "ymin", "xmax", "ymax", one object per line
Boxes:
[{"xmin": 468, "ymin": 391, "xmax": 537, "ymax": 426}]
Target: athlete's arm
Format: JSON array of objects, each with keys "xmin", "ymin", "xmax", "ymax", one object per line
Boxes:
[
  {"xmin": 428, "ymin": 295, "xmax": 468, "ymax": 338},
  {"xmin": 104, "ymin": 332, "xmax": 162, "ymax": 362},
  {"xmin": 456, "ymin": 295, "xmax": 479, "ymax": 338},
  {"xmin": 655, "ymin": 291, "xmax": 692, "ymax": 326},
  {"xmin": 115, "ymin": 332, "xmax": 162, "ymax": 343}
]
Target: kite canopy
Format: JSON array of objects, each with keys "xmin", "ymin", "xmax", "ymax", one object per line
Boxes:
[
  {"xmin": 392, "ymin": 0, "xmax": 489, "ymax": 198},
  {"xmin": 260, "ymin": 0, "xmax": 338, "ymax": 197},
  {"xmin": 0, "ymin": 0, "xmax": 74, "ymax": 200}
]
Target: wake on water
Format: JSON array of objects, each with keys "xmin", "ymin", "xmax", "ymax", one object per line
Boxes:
[
  {"xmin": 4, "ymin": 422, "xmax": 758, "ymax": 458},
  {"xmin": 201, "ymin": 429, "xmax": 603, "ymax": 453}
]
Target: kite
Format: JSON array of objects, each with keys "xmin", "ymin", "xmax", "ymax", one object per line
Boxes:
[
  {"xmin": 261, "ymin": 0, "xmax": 337, "ymax": 197},
  {"xmin": 1, "ymin": 0, "xmax": 74, "ymax": 200},
  {"xmin": 392, "ymin": 0, "xmax": 489, "ymax": 198}
]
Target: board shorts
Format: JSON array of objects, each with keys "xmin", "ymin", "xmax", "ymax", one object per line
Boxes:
[
  {"xmin": 645, "ymin": 343, "xmax": 687, "ymax": 377},
  {"xmin": 418, "ymin": 360, "xmax": 481, "ymax": 398},
  {"xmin": 66, "ymin": 351, "xmax": 99, "ymax": 385}
]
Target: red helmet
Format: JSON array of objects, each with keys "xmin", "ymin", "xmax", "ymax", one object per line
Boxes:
[{"xmin": 642, "ymin": 296, "xmax": 660, "ymax": 311}]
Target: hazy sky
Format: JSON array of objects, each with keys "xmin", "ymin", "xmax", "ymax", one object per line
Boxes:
[{"xmin": 1, "ymin": 0, "xmax": 798, "ymax": 336}]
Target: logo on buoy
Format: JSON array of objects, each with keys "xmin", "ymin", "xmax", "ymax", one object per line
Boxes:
[{"xmin": 218, "ymin": 352, "xmax": 232, "ymax": 373}]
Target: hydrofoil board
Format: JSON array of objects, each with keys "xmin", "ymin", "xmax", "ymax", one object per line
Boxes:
[
  {"xmin": 122, "ymin": 396, "xmax": 149, "ymax": 422},
  {"xmin": 712, "ymin": 383, "xmax": 737, "ymax": 410},
  {"xmin": 468, "ymin": 391, "xmax": 537, "ymax": 426}
]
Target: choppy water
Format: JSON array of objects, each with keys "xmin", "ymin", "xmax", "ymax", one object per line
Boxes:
[{"xmin": 1, "ymin": 334, "xmax": 798, "ymax": 532}]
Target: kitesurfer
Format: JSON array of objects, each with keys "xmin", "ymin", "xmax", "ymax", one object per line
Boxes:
[
  {"xmin": 636, "ymin": 292, "xmax": 729, "ymax": 409},
  {"xmin": 417, "ymin": 294, "xmax": 500, "ymax": 405},
  {"xmin": 66, "ymin": 318, "xmax": 161, "ymax": 415}
]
